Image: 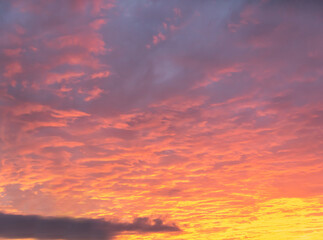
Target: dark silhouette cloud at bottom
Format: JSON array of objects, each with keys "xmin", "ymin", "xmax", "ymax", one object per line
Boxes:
[{"xmin": 0, "ymin": 212, "xmax": 180, "ymax": 240}]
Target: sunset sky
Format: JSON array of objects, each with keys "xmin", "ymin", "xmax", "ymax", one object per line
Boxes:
[{"xmin": 0, "ymin": 0, "xmax": 323, "ymax": 239}]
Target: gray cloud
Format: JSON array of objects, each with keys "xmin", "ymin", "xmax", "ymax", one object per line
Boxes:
[{"xmin": 0, "ymin": 212, "xmax": 180, "ymax": 240}]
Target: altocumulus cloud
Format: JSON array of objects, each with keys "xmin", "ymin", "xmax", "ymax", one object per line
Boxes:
[{"xmin": 0, "ymin": 212, "xmax": 180, "ymax": 240}]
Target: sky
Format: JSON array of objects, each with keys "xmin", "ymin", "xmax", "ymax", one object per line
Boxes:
[{"xmin": 0, "ymin": 0, "xmax": 322, "ymax": 239}]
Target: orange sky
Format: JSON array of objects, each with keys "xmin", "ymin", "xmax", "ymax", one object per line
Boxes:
[{"xmin": 0, "ymin": 0, "xmax": 322, "ymax": 239}]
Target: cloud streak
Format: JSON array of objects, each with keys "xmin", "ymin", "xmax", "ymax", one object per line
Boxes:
[{"xmin": 0, "ymin": 212, "xmax": 180, "ymax": 240}]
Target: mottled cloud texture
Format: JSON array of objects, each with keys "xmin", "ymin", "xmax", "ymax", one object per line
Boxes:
[
  {"xmin": 0, "ymin": 0, "xmax": 323, "ymax": 239},
  {"xmin": 0, "ymin": 212, "xmax": 179, "ymax": 240}
]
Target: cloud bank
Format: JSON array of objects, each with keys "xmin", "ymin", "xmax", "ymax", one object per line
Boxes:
[{"xmin": 0, "ymin": 212, "xmax": 180, "ymax": 240}]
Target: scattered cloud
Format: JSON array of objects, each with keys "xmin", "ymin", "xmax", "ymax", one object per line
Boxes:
[{"xmin": 0, "ymin": 0, "xmax": 322, "ymax": 239}]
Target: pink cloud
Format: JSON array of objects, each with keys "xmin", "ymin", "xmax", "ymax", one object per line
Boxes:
[
  {"xmin": 47, "ymin": 32, "xmax": 106, "ymax": 55},
  {"xmin": 152, "ymin": 32, "xmax": 166, "ymax": 45},
  {"xmin": 4, "ymin": 62, "xmax": 22, "ymax": 77},
  {"xmin": 91, "ymin": 71, "xmax": 110, "ymax": 79},
  {"xmin": 3, "ymin": 48, "xmax": 22, "ymax": 57}
]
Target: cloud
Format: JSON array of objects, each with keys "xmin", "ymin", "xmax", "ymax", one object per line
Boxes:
[
  {"xmin": 0, "ymin": 212, "xmax": 180, "ymax": 240},
  {"xmin": 0, "ymin": 0, "xmax": 323, "ymax": 239}
]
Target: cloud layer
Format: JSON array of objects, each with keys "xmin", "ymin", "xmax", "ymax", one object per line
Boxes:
[{"xmin": 0, "ymin": 0, "xmax": 322, "ymax": 239}]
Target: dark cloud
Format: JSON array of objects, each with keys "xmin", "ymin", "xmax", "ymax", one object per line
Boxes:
[{"xmin": 0, "ymin": 212, "xmax": 180, "ymax": 240}]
